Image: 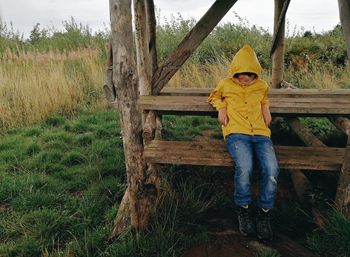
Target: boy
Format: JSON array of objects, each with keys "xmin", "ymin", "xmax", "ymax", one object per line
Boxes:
[{"xmin": 208, "ymin": 45, "xmax": 279, "ymax": 242}]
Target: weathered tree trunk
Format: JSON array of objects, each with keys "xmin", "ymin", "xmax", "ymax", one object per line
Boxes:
[
  {"xmin": 152, "ymin": 0, "xmax": 238, "ymax": 94},
  {"xmin": 109, "ymin": 0, "xmax": 154, "ymax": 235},
  {"xmin": 338, "ymin": 0, "xmax": 350, "ymax": 66}
]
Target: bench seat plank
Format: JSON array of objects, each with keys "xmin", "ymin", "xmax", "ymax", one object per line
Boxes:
[
  {"xmin": 138, "ymin": 95, "xmax": 350, "ymax": 116},
  {"xmin": 144, "ymin": 140, "xmax": 345, "ymax": 171},
  {"xmin": 160, "ymin": 88, "xmax": 350, "ymax": 98}
]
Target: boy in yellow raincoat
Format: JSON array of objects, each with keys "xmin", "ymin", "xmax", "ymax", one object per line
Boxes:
[{"xmin": 208, "ymin": 45, "xmax": 279, "ymax": 242}]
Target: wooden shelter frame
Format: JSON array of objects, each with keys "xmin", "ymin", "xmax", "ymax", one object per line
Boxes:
[{"xmin": 107, "ymin": 0, "xmax": 350, "ymax": 237}]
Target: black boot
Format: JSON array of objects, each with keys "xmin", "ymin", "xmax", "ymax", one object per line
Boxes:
[
  {"xmin": 256, "ymin": 208, "xmax": 273, "ymax": 242},
  {"xmin": 237, "ymin": 205, "xmax": 255, "ymax": 237}
]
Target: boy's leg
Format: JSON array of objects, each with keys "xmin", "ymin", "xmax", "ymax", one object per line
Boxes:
[
  {"xmin": 254, "ymin": 136, "xmax": 279, "ymax": 209},
  {"xmin": 226, "ymin": 134, "xmax": 255, "ymax": 236},
  {"xmin": 254, "ymin": 135, "xmax": 279, "ymax": 242},
  {"xmin": 226, "ymin": 134, "xmax": 254, "ymax": 207}
]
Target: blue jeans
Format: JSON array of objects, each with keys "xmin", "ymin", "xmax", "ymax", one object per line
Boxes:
[{"xmin": 226, "ymin": 133, "xmax": 279, "ymax": 209}]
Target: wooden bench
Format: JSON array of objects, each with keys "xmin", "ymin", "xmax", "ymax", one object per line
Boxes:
[
  {"xmin": 144, "ymin": 140, "xmax": 345, "ymax": 171},
  {"xmin": 139, "ymin": 88, "xmax": 350, "ymax": 172},
  {"xmin": 139, "ymin": 88, "xmax": 350, "ymax": 117}
]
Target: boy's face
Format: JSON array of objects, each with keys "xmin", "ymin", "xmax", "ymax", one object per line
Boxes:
[{"xmin": 235, "ymin": 73, "xmax": 256, "ymax": 85}]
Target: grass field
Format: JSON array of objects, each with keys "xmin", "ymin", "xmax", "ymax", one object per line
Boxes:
[
  {"xmin": 1, "ymin": 16, "xmax": 350, "ymax": 257},
  {"xmin": 0, "ymin": 109, "xmax": 349, "ymax": 256}
]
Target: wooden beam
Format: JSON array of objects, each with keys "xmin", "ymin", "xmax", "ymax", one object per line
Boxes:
[
  {"xmin": 338, "ymin": 0, "xmax": 350, "ymax": 66},
  {"xmin": 144, "ymin": 140, "xmax": 345, "ymax": 171},
  {"xmin": 285, "ymin": 118, "xmax": 326, "ymax": 147},
  {"xmin": 159, "ymin": 88, "xmax": 350, "ymax": 97},
  {"xmin": 285, "ymin": 117, "xmax": 325, "ymax": 201},
  {"xmin": 138, "ymin": 95, "xmax": 350, "ymax": 116},
  {"xmin": 151, "ymin": 0, "xmax": 238, "ymax": 94}
]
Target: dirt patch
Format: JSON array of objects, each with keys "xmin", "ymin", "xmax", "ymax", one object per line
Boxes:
[
  {"xmin": 183, "ymin": 237, "xmax": 255, "ymax": 257},
  {"xmin": 0, "ymin": 204, "xmax": 9, "ymax": 213}
]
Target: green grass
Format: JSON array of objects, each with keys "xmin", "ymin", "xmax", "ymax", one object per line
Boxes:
[
  {"xmin": 306, "ymin": 209, "xmax": 350, "ymax": 257},
  {"xmin": 0, "ymin": 110, "xmax": 225, "ymax": 256},
  {"xmin": 255, "ymin": 249, "xmax": 281, "ymax": 257},
  {"xmin": 1, "ymin": 109, "xmax": 350, "ymax": 256},
  {"xmin": 0, "ymin": 109, "xmax": 125, "ymax": 256}
]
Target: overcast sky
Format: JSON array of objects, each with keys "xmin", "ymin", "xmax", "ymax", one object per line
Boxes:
[{"xmin": 0, "ymin": 0, "xmax": 341, "ymax": 38}]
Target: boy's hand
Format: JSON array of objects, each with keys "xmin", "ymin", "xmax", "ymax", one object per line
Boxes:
[
  {"xmin": 261, "ymin": 104, "xmax": 272, "ymax": 127},
  {"xmin": 218, "ymin": 108, "xmax": 229, "ymax": 126},
  {"xmin": 264, "ymin": 115, "xmax": 272, "ymax": 127}
]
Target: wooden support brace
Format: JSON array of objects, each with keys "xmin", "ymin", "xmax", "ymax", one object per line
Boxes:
[
  {"xmin": 152, "ymin": 0, "xmax": 238, "ymax": 94},
  {"xmin": 285, "ymin": 117, "xmax": 325, "ymax": 201}
]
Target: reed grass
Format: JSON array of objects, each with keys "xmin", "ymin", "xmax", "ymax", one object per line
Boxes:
[
  {"xmin": 0, "ymin": 48, "xmax": 107, "ymax": 131},
  {"xmin": 1, "ymin": 48, "xmax": 349, "ymax": 133},
  {"xmin": 1, "ymin": 16, "xmax": 349, "ymax": 132}
]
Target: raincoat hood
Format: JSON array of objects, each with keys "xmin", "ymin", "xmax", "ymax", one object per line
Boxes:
[{"xmin": 229, "ymin": 45, "xmax": 262, "ymax": 79}]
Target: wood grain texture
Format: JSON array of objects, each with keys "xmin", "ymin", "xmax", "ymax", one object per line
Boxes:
[
  {"xmin": 138, "ymin": 95, "xmax": 350, "ymax": 116},
  {"xmin": 144, "ymin": 140, "xmax": 345, "ymax": 171}
]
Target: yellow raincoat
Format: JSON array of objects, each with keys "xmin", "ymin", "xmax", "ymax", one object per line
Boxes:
[{"xmin": 208, "ymin": 45, "xmax": 271, "ymax": 139}]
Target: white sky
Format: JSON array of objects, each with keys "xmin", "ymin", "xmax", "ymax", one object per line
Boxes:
[{"xmin": 0, "ymin": 0, "xmax": 341, "ymax": 38}]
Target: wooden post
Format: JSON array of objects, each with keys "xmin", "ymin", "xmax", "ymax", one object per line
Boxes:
[
  {"xmin": 270, "ymin": 0, "xmax": 290, "ymax": 58},
  {"xmin": 109, "ymin": 0, "xmax": 154, "ymax": 235},
  {"xmin": 332, "ymin": 116, "xmax": 350, "ymax": 217},
  {"xmin": 334, "ymin": 6, "xmax": 350, "ymax": 216},
  {"xmin": 152, "ymin": 0, "xmax": 238, "ymax": 94},
  {"xmin": 146, "ymin": 0, "xmax": 158, "ymax": 76},
  {"xmin": 271, "ymin": 0, "xmax": 288, "ymax": 88},
  {"xmin": 134, "ymin": 0, "xmax": 152, "ymax": 95},
  {"xmin": 271, "ymin": 0, "xmax": 310, "ymax": 201},
  {"xmin": 338, "ymin": 0, "xmax": 350, "ymax": 66},
  {"xmin": 336, "ymin": 136, "xmax": 350, "ymax": 218},
  {"xmin": 134, "ymin": 0, "xmax": 161, "ymax": 203}
]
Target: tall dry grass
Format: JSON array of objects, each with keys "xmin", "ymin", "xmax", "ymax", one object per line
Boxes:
[
  {"xmin": 0, "ymin": 48, "xmax": 107, "ymax": 131},
  {"xmin": 168, "ymin": 57, "xmax": 350, "ymax": 89},
  {"xmin": 1, "ymin": 48, "xmax": 349, "ymax": 132}
]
